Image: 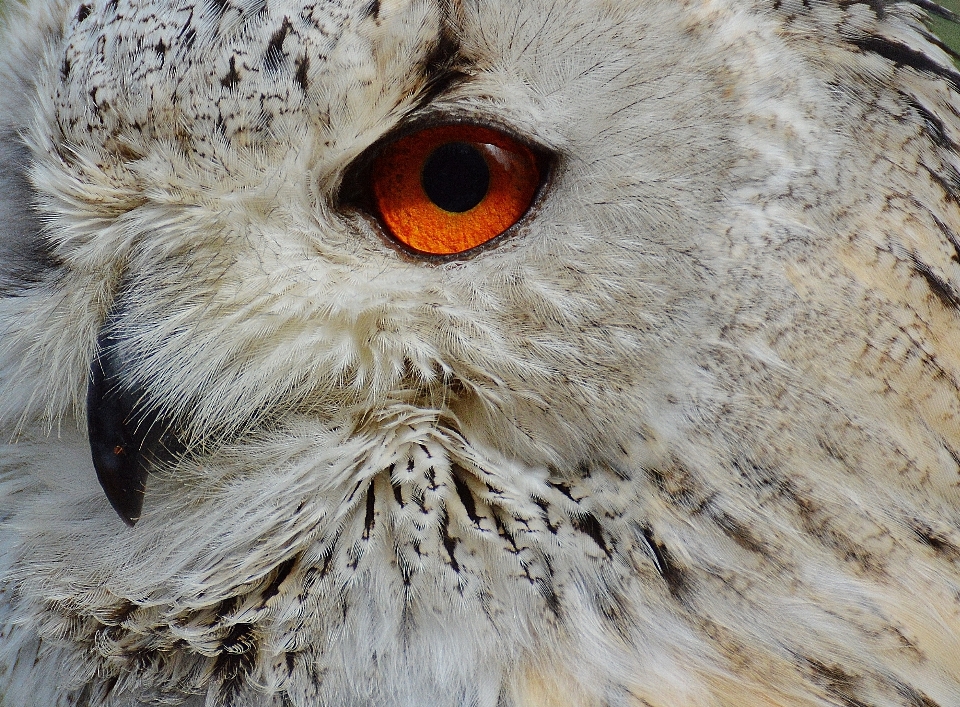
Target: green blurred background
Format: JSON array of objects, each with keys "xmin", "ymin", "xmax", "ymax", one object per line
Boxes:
[{"xmin": 929, "ymin": 0, "xmax": 960, "ymax": 58}]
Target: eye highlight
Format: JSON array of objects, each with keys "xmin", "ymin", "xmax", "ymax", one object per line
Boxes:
[{"xmin": 371, "ymin": 124, "xmax": 541, "ymax": 255}]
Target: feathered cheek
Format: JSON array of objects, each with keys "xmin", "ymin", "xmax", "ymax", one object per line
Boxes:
[{"xmin": 84, "ymin": 300, "xmax": 460, "ymax": 526}]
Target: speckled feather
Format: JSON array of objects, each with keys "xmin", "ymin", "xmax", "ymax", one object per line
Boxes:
[{"xmin": 2, "ymin": 0, "xmax": 960, "ymax": 705}]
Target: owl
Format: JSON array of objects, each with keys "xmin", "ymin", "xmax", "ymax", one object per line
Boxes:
[{"xmin": 2, "ymin": 0, "xmax": 960, "ymax": 704}]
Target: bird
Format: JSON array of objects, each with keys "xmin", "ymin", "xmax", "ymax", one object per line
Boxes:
[{"xmin": 2, "ymin": 0, "xmax": 960, "ymax": 704}]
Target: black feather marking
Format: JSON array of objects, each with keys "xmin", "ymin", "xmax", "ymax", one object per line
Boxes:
[
  {"xmin": 909, "ymin": 518, "xmax": 960, "ymax": 560},
  {"xmin": 910, "ymin": 0, "xmax": 960, "ymax": 24},
  {"xmin": 570, "ymin": 512, "xmax": 612, "ymax": 557},
  {"xmin": 206, "ymin": 0, "xmax": 229, "ymax": 19},
  {"xmin": 804, "ymin": 658, "xmax": 873, "ymax": 707},
  {"xmin": 640, "ymin": 526, "xmax": 688, "ymax": 599},
  {"xmin": 919, "ymin": 28, "xmax": 960, "ymax": 65},
  {"xmin": 546, "ymin": 480, "xmax": 578, "ymax": 502},
  {"xmin": 850, "ymin": 34, "xmax": 960, "ymax": 92},
  {"xmin": 391, "ymin": 470, "xmax": 404, "ymax": 506},
  {"xmin": 441, "ymin": 515, "xmax": 460, "ymax": 573},
  {"xmin": 910, "ymin": 256, "xmax": 960, "ymax": 309},
  {"xmin": 260, "ymin": 557, "xmax": 297, "ymax": 605},
  {"xmin": 451, "ymin": 465, "xmax": 482, "ymax": 526},
  {"xmin": 896, "ymin": 681, "xmax": 944, "ymax": 707},
  {"xmin": 293, "ymin": 55, "xmax": 309, "ymax": 92},
  {"xmin": 838, "ymin": 0, "xmax": 887, "ymax": 20},
  {"xmin": 902, "ymin": 94, "xmax": 953, "ymax": 149},
  {"xmin": 221, "ymin": 55, "xmax": 241, "ymax": 89},
  {"xmin": 362, "ymin": 484, "xmax": 376, "ymax": 539},
  {"xmin": 410, "ymin": 19, "xmax": 466, "ymax": 112},
  {"xmin": 264, "ymin": 17, "xmax": 293, "ymax": 71},
  {"xmin": 214, "ymin": 623, "xmax": 260, "ymax": 704},
  {"xmin": 712, "ymin": 509, "xmax": 770, "ymax": 555}
]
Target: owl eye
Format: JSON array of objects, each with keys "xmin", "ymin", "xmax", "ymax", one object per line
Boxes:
[{"xmin": 369, "ymin": 124, "xmax": 542, "ymax": 255}]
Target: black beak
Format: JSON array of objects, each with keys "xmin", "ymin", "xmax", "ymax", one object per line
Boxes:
[{"xmin": 86, "ymin": 329, "xmax": 167, "ymax": 526}]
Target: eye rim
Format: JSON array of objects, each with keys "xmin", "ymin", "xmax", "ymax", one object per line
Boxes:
[{"xmin": 338, "ymin": 115, "xmax": 555, "ymax": 262}]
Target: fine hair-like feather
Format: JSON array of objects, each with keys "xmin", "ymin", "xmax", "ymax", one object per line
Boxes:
[{"xmin": 2, "ymin": 0, "xmax": 960, "ymax": 705}]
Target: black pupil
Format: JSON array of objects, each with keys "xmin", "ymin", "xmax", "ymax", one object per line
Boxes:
[{"xmin": 420, "ymin": 142, "xmax": 490, "ymax": 213}]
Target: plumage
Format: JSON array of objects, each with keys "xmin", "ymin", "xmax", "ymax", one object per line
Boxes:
[{"xmin": 2, "ymin": 0, "xmax": 960, "ymax": 705}]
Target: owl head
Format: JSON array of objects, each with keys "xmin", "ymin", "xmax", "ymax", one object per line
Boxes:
[{"xmin": 2, "ymin": 0, "xmax": 960, "ymax": 706}]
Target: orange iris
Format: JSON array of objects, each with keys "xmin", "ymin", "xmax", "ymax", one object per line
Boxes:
[{"xmin": 371, "ymin": 124, "xmax": 540, "ymax": 255}]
